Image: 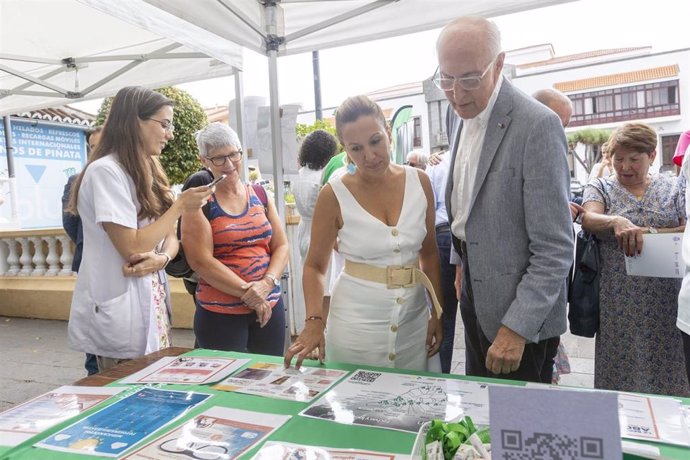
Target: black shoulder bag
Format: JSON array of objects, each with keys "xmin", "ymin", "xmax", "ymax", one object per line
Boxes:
[{"xmin": 568, "ymin": 178, "xmax": 606, "ymax": 338}]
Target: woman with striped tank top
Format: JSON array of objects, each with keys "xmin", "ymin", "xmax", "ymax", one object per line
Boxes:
[{"xmin": 182, "ymin": 123, "xmax": 289, "ymax": 355}]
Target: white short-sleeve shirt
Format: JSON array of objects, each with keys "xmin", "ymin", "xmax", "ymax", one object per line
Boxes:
[{"xmin": 68, "ymin": 154, "xmax": 158, "ymax": 359}]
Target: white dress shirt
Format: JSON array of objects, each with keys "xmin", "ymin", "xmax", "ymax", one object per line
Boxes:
[{"xmin": 451, "ymin": 75, "xmax": 503, "ymax": 241}]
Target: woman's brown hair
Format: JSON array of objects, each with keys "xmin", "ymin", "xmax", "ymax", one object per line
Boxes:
[
  {"xmin": 608, "ymin": 122, "xmax": 657, "ymax": 156},
  {"xmin": 67, "ymin": 86, "xmax": 174, "ymax": 219},
  {"xmin": 334, "ymin": 95, "xmax": 388, "ymax": 145}
]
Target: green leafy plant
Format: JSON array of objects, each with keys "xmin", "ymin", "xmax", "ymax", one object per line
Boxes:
[
  {"xmin": 95, "ymin": 86, "xmax": 208, "ymax": 185},
  {"xmin": 567, "ymin": 128, "xmax": 613, "ymax": 173}
]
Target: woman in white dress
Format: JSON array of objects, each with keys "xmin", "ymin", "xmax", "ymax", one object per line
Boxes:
[{"xmin": 285, "ymin": 95, "xmax": 443, "ymax": 371}]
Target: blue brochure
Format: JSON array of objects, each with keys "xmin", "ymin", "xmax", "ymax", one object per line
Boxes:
[{"xmin": 35, "ymin": 387, "xmax": 211, "ymax": 457}]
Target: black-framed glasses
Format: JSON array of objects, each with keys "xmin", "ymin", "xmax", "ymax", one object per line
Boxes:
[
  {"xmin": 432, "ymin": 59, "xmax": 495, "ymax": 91},
  {"xmin": 149, "ymin": 118, "xmax": 174, "ymax": 132},
  {"xmin": 207, "ymin": 150, "xmax": 243, "ymax": 166}
]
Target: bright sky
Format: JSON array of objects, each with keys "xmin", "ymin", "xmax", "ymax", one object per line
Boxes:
[{"xmin": 75, "ymin": 0, "xmax": 690, "ymax": 115}]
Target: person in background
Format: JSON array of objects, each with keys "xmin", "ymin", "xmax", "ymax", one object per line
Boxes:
[
  {"xmin": 294, "ymin": 130, "xmax": 339, "ymax": 324},
  {"xmin": 182, "ymin": 122, "xmax": 289, "ymax": 355},
  {"xmin": 581, "ymin": 122, "xmax": 688, "ymax": 396},
  {"xmin": 532, "ymin": 88, "xmax": 572, "ymax": 128},
  {"xmin": 439, "ymin": 17, "xmax": 573, "ymax": 383},
  {"xmin": 67, "ymin": 86, "xmax": 213, "ymax": 371},
  {"xmin": 62, "ymin": 126, "xmax": 102, "ymax": 376},
  {"xmin": 677, "ymin": 152, "xmax": 690, "ymax": 387},
  {"xmin": 405, "ymin": 150, "xmax": 429, "ymax": 170},
  {"xmin": 321, "ymin": 150, "xmax": 347, "ymax": 185},
  {"xmin": 588, "ymin": 142, "xmax": 613, "ymax": 181},
  {"xmin": 285, "ymin": 95, "xmax": 443, "ymax": 371},
  {"xmin": 673, "ymin": 130, "xmax": 690, "ymax": 169},
  {"xmin": 532, "ymin": 88, "xmax": 574, "ymax": 384},
  {"xmin": 426, "ymin": 150, "xmax": 458, "ymax": 374}
]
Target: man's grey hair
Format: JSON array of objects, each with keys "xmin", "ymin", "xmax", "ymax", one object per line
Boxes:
[
  {"xmin": 438, "ymin": 17, "xmax": 502, "ymax": 61},
  {"xmin": 195, "ymin": 122, "xmax": 242, "ymax": 158}
]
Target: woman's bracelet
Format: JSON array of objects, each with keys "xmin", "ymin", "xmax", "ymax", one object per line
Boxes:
[
  {"xmin": 156, "ymin": 251, "xmax": 171, "ymax": 269},
  {"xmin": 305, "ymin": 315, "xmax": 325, "ymax": 328}
]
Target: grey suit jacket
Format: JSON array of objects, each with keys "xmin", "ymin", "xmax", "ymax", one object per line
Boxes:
[{"xmin": 445, "ymin": 78, "xmax": 573, "ymax": 343}]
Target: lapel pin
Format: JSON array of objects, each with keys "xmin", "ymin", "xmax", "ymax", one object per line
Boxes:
[{"xmin": 498, "ymin": 122, "xmax": 505, "ymax": 129}]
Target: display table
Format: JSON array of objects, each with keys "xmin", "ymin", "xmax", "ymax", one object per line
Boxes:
[{"xmin": 1, "ymin": 348, "xmax": 689, "ymax": 459}]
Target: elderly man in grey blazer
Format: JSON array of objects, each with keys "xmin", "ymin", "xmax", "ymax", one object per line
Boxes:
[{"xmin": 437, "ymin": 17, "xmax": 573, "ymax": 383}]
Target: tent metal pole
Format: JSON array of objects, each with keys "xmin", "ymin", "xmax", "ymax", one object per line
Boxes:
[
  {"xmin": 268, "ymin": 50, "xmax": 285, "ymax": 220},
  {"xmin": 2, "ymin": 116, "xmax": 19, "ymax": 225},
  {"xmin": 233, "ymin": 69, "xmax": 248, "ymax": 182}
]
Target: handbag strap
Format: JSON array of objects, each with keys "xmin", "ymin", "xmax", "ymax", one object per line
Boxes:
[{"xmin": 596, "ymin": 177, "xmax": 609, "ymax": 213}]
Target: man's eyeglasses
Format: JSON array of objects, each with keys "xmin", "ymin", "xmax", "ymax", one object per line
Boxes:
[
  {"xmin": 149, "ymin": 118, "xmax": 174, "ymax": 133},
  {"xmin": 432, "ymin": 59, "xmax": 495, "ymax": 91},
  {"xmin": 207, "ymin": 150, "xmax": 243, "ymax": 166}
]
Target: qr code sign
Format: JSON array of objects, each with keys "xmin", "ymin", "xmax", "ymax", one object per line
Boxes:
[
  {"xmin": 350, "ymin": 370, "xmax": 381, "ymax": 383},
  {"xmin": 500, "ymin": 430, "xmax": 604, "ymax": 459}
]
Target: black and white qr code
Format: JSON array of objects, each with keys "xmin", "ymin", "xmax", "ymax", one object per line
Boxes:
[
  {"xmin": 350, "ymin": 370, "xmax": 382, "ymax": 383},
  {"xmin": 499, "ymin": 430, "xmax": 605, "ymax": 459}
]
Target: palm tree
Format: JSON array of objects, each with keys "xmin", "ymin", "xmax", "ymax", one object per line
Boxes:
[{"xmin": 567, "ymin": 128, "xmax": 612, "ymax": 174}]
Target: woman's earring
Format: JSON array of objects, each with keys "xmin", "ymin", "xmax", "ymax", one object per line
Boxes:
[{"xmin": 346, "ymin": 163, "xmax": 357, "ymax": 175}]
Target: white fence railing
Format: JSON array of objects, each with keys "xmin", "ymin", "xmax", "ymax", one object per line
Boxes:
[{"xmin": 0, "ymin": 228, "xmax": 74, "ymax": 277}]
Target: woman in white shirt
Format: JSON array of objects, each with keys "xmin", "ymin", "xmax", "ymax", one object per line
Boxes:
[{"xmin": 66, "ymin": 86, "xmax": 213, "ymax": 371}]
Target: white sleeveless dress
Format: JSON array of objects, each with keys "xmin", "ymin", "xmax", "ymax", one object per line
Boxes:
[{"xmin": 327, "ymin": 166, "xmax": 431, "ymax": 370}]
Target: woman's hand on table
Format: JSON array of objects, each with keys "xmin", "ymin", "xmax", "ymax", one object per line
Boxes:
[
  {"xmin": 284, "ymin": 321, "xmax": 325, "ymax": 369},
  {"xmin": 612, "ymin": 216, "xmax": 645, "ymax": 256},
  {"xmin": 426, "ymin": 315, "xmax": 442, "ymax": 357}
]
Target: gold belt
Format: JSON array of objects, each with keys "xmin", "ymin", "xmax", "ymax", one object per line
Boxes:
[{"xmin": 344, "ymin": 259, "xmax": 443, "ymax": 319}]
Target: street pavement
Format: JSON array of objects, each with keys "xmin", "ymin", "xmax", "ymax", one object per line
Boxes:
[{"xmin": 0, "ymin": 314, "xmax": 594, "ymax": 412}]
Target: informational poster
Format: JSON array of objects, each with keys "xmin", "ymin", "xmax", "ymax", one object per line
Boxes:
[
  {"xmin": 0, "ymin": 386, "xmax": 124, "ymax": 446},
  {"xmin": 255, "ymin": 105, "xmax": 299, "ymax": 176},
  {"xmin": 36, "ymin": 388, "xmax": 211, "ymax": 457},
  {"xmin": 525, "ymin": 383, "xmax": 690, "ymax": 447},
  {"xmin": 213, "ymin": 362, "xmax": 348, "ymax": 403},
  {"xmin": 119, "ymin": 357, "xmax": 250, "ymax": 385},
  {"xmin": 625, "ymin": 233, "xmax": 683, "ymax": 278},
  {"xmin": 619, "ymin": 392, "xmax": 690, "ymax": 447},
  {"xmin": 122, "ymin": 406, "xmax": 289, "ymax": 460},
  {"xmin": 251, "ymin": 441, "xmax": 410, "ymax": 460},
  {"xmin": 301, "ymin": 369, "xmax": 490, "ymax": 433},
  {"xmin": 0, "ymin": 119, "xmax": 87, "ymax": 228}
]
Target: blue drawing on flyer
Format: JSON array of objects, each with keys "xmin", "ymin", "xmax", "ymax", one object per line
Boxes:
[{"xmin": 36, "ymin": 388, "xmax": 211, "ymax": 457}]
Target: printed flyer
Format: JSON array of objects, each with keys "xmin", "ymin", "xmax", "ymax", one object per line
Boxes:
[
  {"xmin": 301, "ymin": 369, "xmax": 490, "ymax": 433},
  {"xmin": 0, "ymin": 386, "xmax": 124, "ymax": 446},
  {"xmin": 213, "ymin": 362, "xmax": 349, "ymax": 402},
  {"xmin": 119, "ymin": 356, "xmax": 250, "ymax": 385},
  {"xmin": 251, "ymin": 441, "xmax": 410, "ymax": 459},
  {"xmin": 122, "ymin": 406, "xmax": 290, "ymax": 460},
  {"xmin": 35, "ymin": 387, "xmax": 211, "ymax": 457},
  {"xmin": 526, "ymin": 382, "xmax": 690, "ymax": 447}
]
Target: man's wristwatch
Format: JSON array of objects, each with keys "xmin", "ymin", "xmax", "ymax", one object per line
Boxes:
[
  {"xmin": 648, "ymin": 226, "xmax": 658, "ymax": 234},
  {"xmin": 264, "ymin": 273, "xmax": 280, "ymax": 287}
]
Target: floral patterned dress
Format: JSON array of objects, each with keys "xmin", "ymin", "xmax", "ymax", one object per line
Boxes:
[{"xmin": 583, "ymin": 174, "xmax": 688, "ymax": 397}]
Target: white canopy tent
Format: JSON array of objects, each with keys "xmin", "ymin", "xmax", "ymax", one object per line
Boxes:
[
  {"xmin": 0, "ymin": 0, "xmax": 243, "ymax": 116},
  {"xmin": 82, "ymin": 0, "xmax": 576, "ymax": 214},
  {"xmin": 0, "ymin": 0, "xmax": 243, "ymax": 226}
]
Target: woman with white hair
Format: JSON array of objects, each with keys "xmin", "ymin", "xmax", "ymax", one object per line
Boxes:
[{"xmin": 182, "ymin": 122, "xmax": 289, "ymax": 354}]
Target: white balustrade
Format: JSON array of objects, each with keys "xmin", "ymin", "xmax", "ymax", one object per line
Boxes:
[
  {"xmin": 18, "ymin": 238, "xmax": 32, "ymax": 276},
  {"xmin": 58, "ymin": 236, "xmax": 74, "ymax": 276},
  {"xmin": 0, "ymin": 229, "xmax": 75, "ymax": 277},
  {"xmin": 29, "ymin": 237, "xmax": 47, "ymax": 276},
  {"xmin": 45, "ymin": 236, "xmax": 61, "ymax": 276},
  {"xmin": 5, "ymin": 238, "xmax": 20, "ymax": 276}
]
